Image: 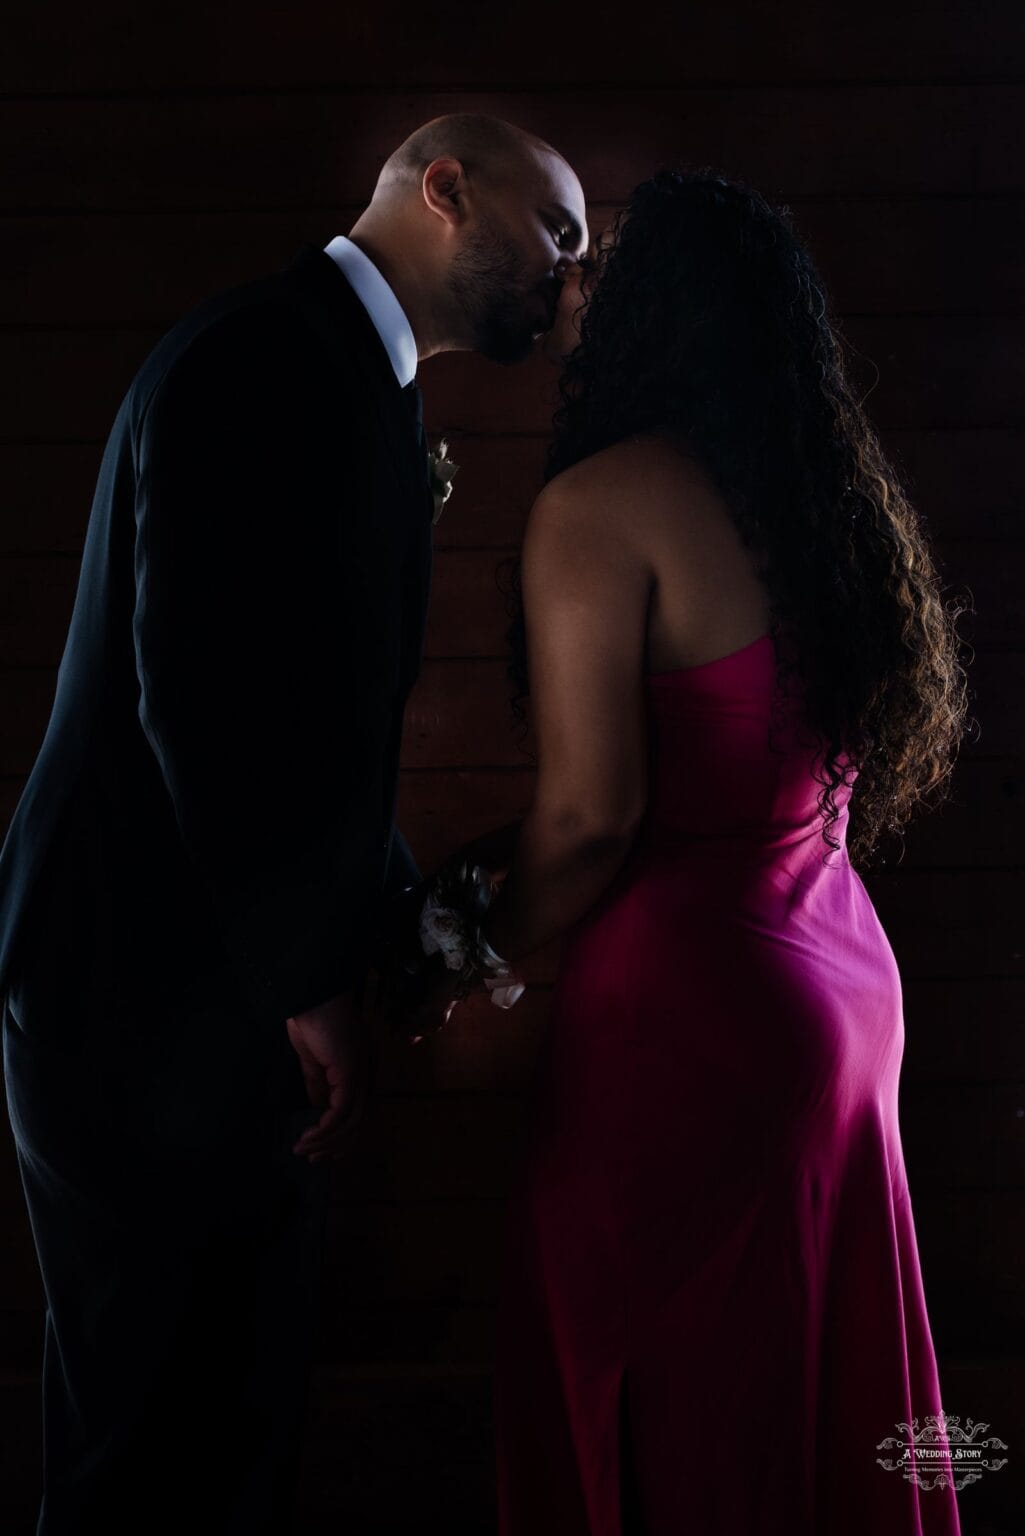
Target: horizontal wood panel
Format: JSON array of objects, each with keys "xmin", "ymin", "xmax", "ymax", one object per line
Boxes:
[
  {"xmin": 865, "ymin": 866, "xmax": 1024, "ymax": 978},
  {"xmin": 883, "ymin": 428, "xmax": 1025, "ymax": 543},
  {"xmin": 322, "ymin": 1095, "xmax": 528, "ymax": 1205},
  {"xmin": 314, "ymin": 1303, "xmax": 497, "ymax": 1374},
  {"xmin": 2, "ymin": 318, "xmax": 1021, "ymax": 443},
  {"xmin": 0, "ymin": 1358, "xmax": 1019, "ymax": 1533},
  {"xmin": 377, "ymin": 972, "xmax": 1025, "ymax": 1096},
  {"xmin": 0, "ymin": 1294, "xmax": 499, "ymax": 1379},
  {"xmin": 909, "ymin": 1190, "xmax": 1025, "ymax": 1355},
  {"xmin": 1, "ymin": 430, "xmax": 1019, "ymax": 557},
  {"xmin": 3, "ymin": 734, "xmax": 1017, "ymax": 881},
  {"xmin": 895, "ymin": 758, "xmax": 1025, "ymax": 868},
  {"xmin": 0, "ymin": 537, "xmax": 1007, "ymax": 666},
  {"xmin": 410, "ymin": 756, "xmax": 1025, "ymax": 878},
  {"xmin": 374, "ymin": 985, "xmax": 552, "ymax": 1096},
  {"xmin": 0, "ymin": 964, "xmax": 1020, "ymax": 1130},
  {"xmin": 395, "ymin": 756, "xmax": 1025, "ymax": 874},
  {"xmin": 378, "ymin": 974, "xmax": 1025, "ymax": 1093},
  {"xmin": 298, "ymin": 1350, "xmax": 1022, "ymax": 1528},
  {"xmin": 1, "ymin": 88, "xmax": 1019, "ymax": 211},
  {"xmin": 1, "ymin": 648, "xmax": 1021, "ymax": 778},
  {"xmin": 393, "ymin": 767, "xmax": 535, "ymax": 874},
  {"xmin": 320, "ymin": 1197, "xmax": 505, "ymax": 1309},
  {"xmin": 297, "ymin": 1366, "xmax": 495, "ymax": 1528},
  {"xmin": 1, "ymin": 7, "xmax": 1020, "ymax": 1513},
  {"xmin": 415, "ymin": 316, "xmax": 1020, "ymax": 436},
  {"xmin": 6, "ymin": 1146, "xmax": 1012, "ymax": 1325},
  {"xmin": 0, "ymin": 434, "xmax": 547, "ymax": 555},
  {"xmin": 315, "ymin": 1096, "xmax": 1013, "ymax": 1339},
  {"xmin": 308, "ymin": 1352, "xmax": 1025, "ymax": 1531},
  {"xmin": 2, "ymin": 1182, "xmax": 1022, "ymax": 1358},
  {"xmin": 902, "ymin": 977, "xmax": 1025, "ymax": 1082},
  {"xmin": 366, "ymin": 536, "xmax": 1008, "ymax": 656},
  {"xmin": 396, "ymin": 648, "xmax": 1020, "ymax": 768},
  {"xmin": 0, "ymin": 433, "xmax": 537, "ymax": 554},
  {"xmin": 5, "ymin": 4, "xmax": 1022, "ymax": 91},
  {"xmin": 399, "ymin": 662, "xmax": 536, "ymax": 769},
  {"xmin": 0, "ymin": 1369, "xmax": 497, "ymax": 1530},
  {"xmin": 41, "ymin": 1076, "xmax": 992, "ymax": 1207},
  {"xmin": 900, "ymin": 1080, "xmax": 1025, "ymax": 1192},
  {"xmin": 373, "ymin": 973, "xmax": 1025, "ymax": 1096},
  {"xmin": 932, "ymin": 1359, "xmax": 1025, "ymax": 1530},
  {"xmin": 5, "ymin": 197, "xmax": 1021, "ymax": 326},
  {"xmin": 327, "ymin": 1080, "xmax": 1025, "ymax": 1198},
  {"xmin": 0, "ymin": 659, "xmax": 536, "ymax": 774},
  {"xmin": 0, "ymin": 1159, "xmax": 509, "ymax": 1312}
]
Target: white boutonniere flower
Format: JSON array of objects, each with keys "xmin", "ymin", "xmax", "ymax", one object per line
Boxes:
[
  {"xmin": 426, "ymin": 437, "xmax": 460, "ymax": 526},
  {"xmin": 418, "ymin": 891, "xmax": 470, "ymax": 971}
]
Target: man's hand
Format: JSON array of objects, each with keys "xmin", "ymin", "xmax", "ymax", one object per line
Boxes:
[{"xmin": 287, "ymin": 987, "xmax": 372, "ymax": 1162}]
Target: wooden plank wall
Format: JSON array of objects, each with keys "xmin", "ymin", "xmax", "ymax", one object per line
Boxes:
[{"xmin": 1, "ymin": 4, "xmax": 1023, "ymax": 1530}]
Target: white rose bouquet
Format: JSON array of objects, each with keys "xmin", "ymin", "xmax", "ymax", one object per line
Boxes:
[{"xmin": 376, "ymin": 856, "xmax": 525, "ymax": 1043}]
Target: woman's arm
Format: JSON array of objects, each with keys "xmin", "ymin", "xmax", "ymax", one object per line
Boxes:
[
  {"xmin": 480, "ymin": 814, "xmax": 638, "ymax": 963},
  {"xmin": 478, "ymin": 451, "xmax": 655, "ymax": 964}
]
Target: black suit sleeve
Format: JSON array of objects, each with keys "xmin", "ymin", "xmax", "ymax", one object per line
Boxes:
[
  {"xmin": 367, "ymin": 822, "xmax": 425, "ymax": 969},
  {"xmin": 133, "ymin": 306, "xmax": 393, "ymax": 1019},
  {"xmin": 382, "ymin": 824, "xmax": 422, "ymax": 900}
]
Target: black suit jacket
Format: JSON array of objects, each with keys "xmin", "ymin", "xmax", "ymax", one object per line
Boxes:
[{"xmin": 0, "ymin": 242, "xmax": 434, "ymax": 1023}]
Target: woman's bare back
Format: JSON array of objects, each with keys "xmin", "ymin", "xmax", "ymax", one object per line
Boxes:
[{"xmin": 579, "ymin": 431, "xmax": 773, "ymax": 675}]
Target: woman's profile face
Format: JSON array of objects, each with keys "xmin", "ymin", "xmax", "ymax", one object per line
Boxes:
[{"xmin": 540, "ymin": 226, "xmax": 611, "ymax": 365}]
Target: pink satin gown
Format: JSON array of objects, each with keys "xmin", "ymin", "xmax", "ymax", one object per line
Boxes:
[{"xmin": 493, "ymin": 629, "xmax": 961, "ymax": 1535}]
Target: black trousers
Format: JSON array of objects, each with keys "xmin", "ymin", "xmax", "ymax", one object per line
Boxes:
[{"xmin": 2, "ymin": 942, "xmax": 331, "ymax": 1535}]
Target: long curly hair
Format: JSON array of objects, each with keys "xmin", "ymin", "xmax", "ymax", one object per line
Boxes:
[{"xmin": 496, "ymin": 165, "xmax": 974, "ymax": 871}]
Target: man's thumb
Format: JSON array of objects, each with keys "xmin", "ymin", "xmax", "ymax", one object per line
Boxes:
[{"xmin": 286, "ymin": 1018, "xmax": 329, "ymax": 1108}]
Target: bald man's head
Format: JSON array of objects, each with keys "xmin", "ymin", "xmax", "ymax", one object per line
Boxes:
[
  {"xmin": 374, "ymin": 113, "xmax": 566, "ymax": 200},
  {"xmin": 350, "ymin": 113, "xmax": 588, "ymax": 365}
]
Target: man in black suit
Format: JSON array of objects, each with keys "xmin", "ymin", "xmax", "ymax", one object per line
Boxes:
[{"xmin": 0, "ymin": 112, "xmax": 588, "ymax": 1532}]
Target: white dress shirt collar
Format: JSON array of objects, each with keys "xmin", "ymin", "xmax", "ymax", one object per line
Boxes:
[{"xmin": 322, "ymin": 234, "xmax": 418, "ymax": 389}]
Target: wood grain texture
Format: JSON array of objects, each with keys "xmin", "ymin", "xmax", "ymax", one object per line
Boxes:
[
  {"xmin": 2, "ymin": 316, "xmax": 1022, "ymax": 442},
  {"xmin": 0, "ymin": 535, "xmax": 1008, "ymax": 666},
  {"xmin": 2, "ymin": 87, "xmax": 1020, "ymax": 209},
  {"xmin": 1, "ymin": 644, "xmax": 1022, "ymax": 778},
  {"xmin": 2, "ymin": 9, "xmax": 1022, "ymax": 1523},
  {"xmin": 0, "ymin": 429, "xmax": 1020, "ymax": 554},
  {"xmin": 5, "ymin": 2, "xmax": 1024, "ymax": 92},
  {"xmin": 4, "ymin": 197, "xmax": 1022, "ymax": 324}
]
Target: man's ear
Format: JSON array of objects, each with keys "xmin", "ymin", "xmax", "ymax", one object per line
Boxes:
[{"xmin": 422, "ymin": 156, "xmax": 467, "ymax": 228}]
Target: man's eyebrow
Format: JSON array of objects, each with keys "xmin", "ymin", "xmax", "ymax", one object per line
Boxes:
[{"xmin": 547, "ymin": 204, "xmax": 588, "ymax": 254}]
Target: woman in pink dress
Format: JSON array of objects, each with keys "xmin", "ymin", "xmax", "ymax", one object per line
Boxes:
[{"xmin": 418, "ymin": 167, "xmax": 970, "ymax": 1532}]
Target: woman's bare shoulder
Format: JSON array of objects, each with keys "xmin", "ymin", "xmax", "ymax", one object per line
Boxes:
[
  {"xmin": 532, "ymin": 433, "xmax": 715, "ymax": 555},
  {"xmin": 541, "ymin": 431, "xmax": 704, "ymax": 494}
]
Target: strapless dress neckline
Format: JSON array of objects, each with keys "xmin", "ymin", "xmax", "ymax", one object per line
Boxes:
[{"xmin": 645, "ymin": 629, "xmax": 773, "ymax": 685}]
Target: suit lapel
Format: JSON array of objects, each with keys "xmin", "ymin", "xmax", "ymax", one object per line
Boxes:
[
  {"xmin": 280, "ymin": 243, "xmax": 432, "ymax": 514},
  {"xmin": 279, "ymin": 243, "xmax": 434, "ymax": 698}
]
